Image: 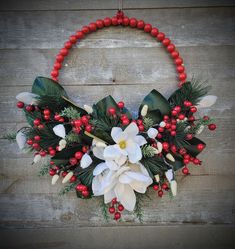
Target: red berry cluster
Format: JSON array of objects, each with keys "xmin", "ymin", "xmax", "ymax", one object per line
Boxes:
[
  {"xmin": 76, "ymin": 184, "xmax": 89, "ymax": 197},
  {"xmin": 71, "ymin": 115, "xmax": 92, "ymax": 134},
  {"xmin": 108, "ymin": 198, "xmax": 124, "ymax": 220},
  {"xmin": 69, "ymin": 146, "xmax": 89, "ymax": 166},
  {"xmin": 51, "ymin": 11, "xmax": 186, "ymax": 86},
  {"xmin": 153, "ymin": 182, "xmax": 169, "ymax": 197}
]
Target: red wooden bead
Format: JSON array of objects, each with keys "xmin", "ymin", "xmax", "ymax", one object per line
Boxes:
[
  {"xmin": 190, "ymin": 106, "xmax": 197, "ymax": 113},
  {"xmin": 56, "ymin": 54, "xmax": 64, "ymax": 62},
  {"xmin": 122, "ymin": 17, "xmax": 129, "ymax": 26},
  {"xmin": 111, "ymin": 16, "xmax": 118, "ymax": 26},
  {"xmin": 179, "ymin": 73, "xmax": 187, "ymax": 81},
  {"xmin": 157, "ymin": 32, "xmax": 165, "ymax": 41},
  {"xmin": 118, "ymin": 101, "xmax": 125, "ymax": 108},
  {"xmin": 208, "ymin": 124, "xmax": 216, "ymax": 131},
  {"xmin": 60, "ymin": 48, "xmax": 68, "ymax": 56},
  {"xmin": 167, "ymin": 44, "xmax": 175, "ymax": 53},
  {"xmin": 76, "ymin": 31, "xmax": 84, "ymax": 39},
  {"xmin": 70, "ymin": 157, "xmax": 78, "ymax": 165},
  {"xmin": 75, "ymin": 151, "xmax": 83, "ymax": 160},
  {"xmin": 129, "ymin": 18, "xmax": 137, "ymax": 27},
  {"xmin": 51, "ymin": 70, "xmax": 59, "ymax": 77},
  {"xmin": 177, "ymin": 65, "xmax": 185, "ymax": 73},
  {"xmin": 150, "ymin": 28, "xmax": 159, "ymax": 37},
  {"xmin": 49, "ymin": 169, "xmax": 56, "ymax": 176},
  {"xmin": 17, "ymin": 101, "xmax": 24, "ymax": 108},
  {"xmin": 171, "ymin": 50, "xmax": 179, "ymax": 59},
  {"xmin": 175, "ymin": 57, "xmax": 183, "ymax": 65},
  {"xmin": 103, "ymin": 17, "xmax": 112, "ymax": 26},
  {"xmin": 69, "ymin": 35, "xmax": 77, "ymax": 44},
  {"xmin": 64, "ymin": 41, "xmax": 73, "ymax": 49},
  {"xmin": 54, "ymin": 62, "xmax": 62, "ymax": 70},
  {"xmin": 144, "ymin": 23, "xmax": 152, "ymax": 32},
  {"xmin": 96, "ymin": 19, "xmax": 104, "ymax": 29},
  {"xmin": 82, "ymin": 26, "xmax": 90, "ymax": 34},
  {"xmin": 137, "ymin": 20, "xmax": 145, "ymax": 29},
  {"xmin": 162, "ymin": 38, "xmax": 171, "ymax": 46},
  {"xmin": 89, "ymin": 23, "xmax": 97, "ymax": 31}
]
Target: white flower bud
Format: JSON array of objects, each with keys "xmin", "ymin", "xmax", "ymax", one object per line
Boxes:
[
  {"xmin": 170, "ymin": 180, "xmax": 177, "ymax": 196},
  {"xmin": 84, "ymin": 104, "xmax": 93, "ymax": 114},
  {"xmin": 33, "ymin": 154, "xmax": 42, "ymax": 164},
  {"xmin": 80, "ymin": 153, "xmax": 92, "ymax": 169},
  {"xmin": 166, "ymin": 153, "xmax": 175, "ymax": 162},
  {"xmin": 165, "ymin": 169, "xmax": 173, "ymax": 182},
  {"xmin": 147, "ymin": 128, "xmax": 158, "ymax": 138},
  {"xmin": 154, "ymin": 174, "xmax": 160, "ymax": 183},
  {"xmin": 58, "ymin": 139, "xmax": 67, "ymax": 151},
  {"xmin": 159, "ymin": 121, "xmax": 166, "ymax": 127},
  {"xmin": 141, "ymin": 105, "xmax": 148, "ymax": 117},
  {"xmin": 157, "ymin": 142, "xmax": 163, "ymax": 153},
  {"xmin": 62, "ymin": 171, "xmax": 73, "ymax": 184},
  {"xmin": 51, "ymin": 174, "xmax": 60, "ymax": 185}
]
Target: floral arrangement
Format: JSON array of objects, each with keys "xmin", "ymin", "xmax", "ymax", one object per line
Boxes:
[{"xmin": 10, "ymin": 11, "xmax": 217, "ymax": 221}]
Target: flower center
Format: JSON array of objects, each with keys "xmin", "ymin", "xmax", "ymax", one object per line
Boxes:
[{"xmin": 119, "ymin": 140, "xmax": 127, "ymax": 149}]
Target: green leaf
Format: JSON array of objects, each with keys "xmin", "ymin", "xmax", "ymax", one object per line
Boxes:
[
  {"xmin": 184, "ymin": 137, "xmax": 206, "ymax": 157},
  {"xmin": 139, "ymin": 90, "xmax": 171, "ymax": 123},
  {"xmin": 171, "ymin": 154, "xmax": 184, "ymax": 171}
]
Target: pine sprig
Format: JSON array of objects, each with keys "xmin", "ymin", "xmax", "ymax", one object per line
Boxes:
[
  {"xmin": 38, "ymin": 163, "xmax": 50, "ymax": 176},
  {"xmin": 60, "ymin": 107, "xmax": 81, "ymax": 120},
  {"xmin": 142, "ymin": 144, "xmax": 156, "ymax": 158},
  {"xmin": 59, "ymin": 182, "xmax": 76, "ymax": 196},
  {"xmin": 65, "ymin": 132, "xmax": 81, "ymax": 144},
  {"xmin": 189, "ymin": 117, "xmax": 214, "ymax": 135},
  {"xmin": 3, "ymin": 132, "xmax": 16, "ymax": 141},
  {"xmin": 134, "ymin": 193, "xmax": 145, "ymax": 223},
  {"xmin": 100, "ymin": 198, "xmax": 109, "ymax": 222},
  {"xmin": 143, "ymin": 117, "xmax": 154, "ymax": 130},
  {"xmin": 169, "ymin": 79, "xmax": 211, "ymax": 107}
]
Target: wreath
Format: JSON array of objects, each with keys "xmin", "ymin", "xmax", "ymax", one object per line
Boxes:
[{"xmin": 10, "ymin": 10, "xmax": 217, "ymax": 221}]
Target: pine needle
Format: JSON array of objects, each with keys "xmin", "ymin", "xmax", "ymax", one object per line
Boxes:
[
  {"xmin": 3, "ymin": 132, "xmax": 16, "ymax": 141},
  {"xmin": 60, "ymin": 107, "xmax": 81, "ymax": 119},
  {"xmin": 38, "ymin": 163, "xmax": 50, "ymax": 176},
  {"xmin": 143, "ymin": 117, "xmax": 154, "ymax": 130},
  {"xmin": 134, "ymin": 193, "xmax": 144, "ymax": 223},
  {"xmin": 100, "ymin": 197, "xmax": 109, "ymax": 222},
  {"xmin": 142, "ymin": 144, "xmax": 156, "ymax": 158},
  {"xmin": 59, "ymin": 182, "xmax": 76, "ymax": 196}
]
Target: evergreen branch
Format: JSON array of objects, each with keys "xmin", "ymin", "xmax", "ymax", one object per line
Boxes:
[
  {"xmin": 65, "ymin": 132, "xmax": 81, "ymax": 144},
  {"xmin": 100, "ymin": 197, "xmax": 109, "ymax": 222},
  {"xmin": 3, "ymin": 132, "xmax": 16, "ymax": 141},
  {"xmin": 142, "ymin": 144, "xmax": 156, "ymax": 158},
  {"xmin": 134, "ymin": 193, "xmax": 144, "ymax": 223},
  {"xmin": 60, "ymin": 107, "xmax": 81, "ymax": 120},
  {"xmin": 38, "ymin": 163, "xmax": 50, "ymax": 176},
  {"xmin": 143, "ymin": 117, "xmax": 154, "ymax": 130},
  {"xmin": 59, "ymin": 182, "xmax": 76, "ymax": 196},
  {"xmin": 189, "ymin": 117, "xmax": 214, "ymax": 135}
]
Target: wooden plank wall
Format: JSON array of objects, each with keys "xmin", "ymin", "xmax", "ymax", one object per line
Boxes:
[{"xmin": 0, "ymin": 1, "xmax": 235, "ymax": 248}]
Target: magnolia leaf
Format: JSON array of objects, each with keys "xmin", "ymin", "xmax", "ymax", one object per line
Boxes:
[{"xmin": 197, "ymin": 95, "xmax": 217, "ymax": 108}]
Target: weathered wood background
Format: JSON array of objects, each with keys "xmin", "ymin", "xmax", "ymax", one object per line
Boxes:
[{"xmin": 0, "ymin": 1, "xmax": 235, "ymax": 248}]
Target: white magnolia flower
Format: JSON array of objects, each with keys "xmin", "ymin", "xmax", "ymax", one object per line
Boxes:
[
  {"xmin": 16, "ymin": 130, "xmax": 27, "ymax": 150},
  {"xmin": 53, "ymin": 124, "xmax": 66, "ymax": 138},
  {"xmin": 147, "ymin": 127, "xmax": 158, "ymax": 138},
  {"xmin": 80, "ymin": 153, "xmax": 93, "ymax": 169},
  {"xmin": 92, "ymin": 161, "xmax": 153, "ymax": 211},
  {"xmin": 103, "ymin": 123, "xmax": 147, "ymax": 164},
  {"xmin": 16, "ymin": 92, "xmax": 39, "ymax": 105}
]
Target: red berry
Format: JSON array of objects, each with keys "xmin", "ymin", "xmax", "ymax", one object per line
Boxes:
[
  {"xmin": 137, "ymin": 20, "xmax": 145, "ymax": 29},
  {"xmin": 174, "ymin": 106, "xmax": 181, "ymax": 113},
  {"xmin": 85, "ymin": 125, "xmax": 92, "ymax": 132},
  {"xmin": 150, "ymin": 27, "xmax": 159, "ymax": 37},
  {"xmin": 197, "ymin": 143, "xmax": 205, "ymax": 151},
  {"xmin": 158, "ymin": 127, "xmax": 164, "ymax": 133},
  {"xmin": 75, "ymin": 151, "xmax": 83, "ymax": 160},
  {"xmin": 179, "ymin": 148, "xmax": 187, "ymax": 155},
  {"xmin": 186, "ymin": 134, "xmax": 193, "ymax": 140},
  {"xmin": 175, "ymin": 57, "xmax": 183, "ymax": 65},
  {"xmin": 178, "ymin": 114, "xmax": 185, "ymax": 120},
  {"xmin": 171, "ymin": 50, "xmax": 179, "ymax": 59},
  {"xmin": 157, "ymin": 133, "xmax": 162, "ymax": 139},
  {"xmin": 73, "ymin": 127, "xmax": 81, "ymax": 134},
  {"xmin": 32, "ymin": 143, "xmax": 40, "ymax": 149},
  {"xmin": 44, "ymin": 115, "xmax": 50, "ymax": 121},
  {"xmin": 162, "ymin": 38, "xmax": 171, "ymax": 46},
  {"xmin": 118, "ymin": 204, "xmax": 124, "ymax": 212},
  {"xmin": 177, "ymin": 65, "xmax": 185, "ymax": 73},
  {"xmin": 162, "ymin": 142, "xmax": 169, "ymax": 151},
  {"xmin": 171, "ymin": 131, "xmax": 176, "ymax": 136},
  {"xmin": 89, "ymin": 23, "xmax": 97, "ymax": 32},
  {"xmin": 114, "ymin": 212, "xmax": 121, "ymax": 220},
  {"xmin": 118, "ymin": 101, "xmax": 125, "ymax": 109},
  {"xmin": 51, "ymin": 70, "xmax": 59, "ymax": 77},
  {"xmin": 193, "ymin": 158, "xmax": 200, "ymax": 165},
  {"xmin": 171, "ymin": 110, "xmax": 178, "ymax": 116},
  {"xmin": 49, "ymin": 169, "xmax": 56, "ymax": 176},
  {"xmin": 182, "ymin": 167, "xmax": 189, "ymax": 175},
  {"xmin": 103, "ymin": 17, "xmax": 112, "ymax": 26},
  {"xmin": 17, "ymin": 101, "xmax": 24, "ymax": 108},
  {"xmin": 27, "ymin": 139, "xmax": 33, "ymax": 145},
  {"xmin": 138, "ymin": 124, "xmax": 144, "ymax": 131},
  {"xmin": 25, "ymin": 105, "xmax": 34, "ymax": 112},
  {"xmin": 40, "ymin": 151, "xmax": 47, "ymax": 157},
  {"xmin": 158, "ymin": 190, "xmax": 164, "ymax": 197},
  {"xmin": 33, "ymin": 118, "xmax": 41, "ymax": 126},
  {"xmin": 82, "ymin": 190, "xmax": 89, "ymax": 197},
  {"xmin": 167, "ymin": 44, "xmax": 175, "ymax": 53},
  {"xmin": 190, "ymin": 106, "xmax": 197, "ymax": 113},
  {"xmin": 70, "ymin": 157, "xmax": 77, "ymax": 165},
  {"xmin": 171, "ymin": 124, "xmax": 176, "ymax": 130},
  {"xmin": 34, "ymin": 135, "xmax": 41, "ymax": 141},
  {"xmin": 43, "ymin": 109, "xmax": 50, "ymax": 115},
  {"xmin": 70, "ymin": 175, "xmax": 77, "ymax": 182},
  {"xmin": 153, "ymin": 185, "xmax": 159, "ymax": 191},
  {"xmin": 96, "ymin": 19, "xmax": 104, "ymax": 29},
  {"xmin": 179, "ymin": 73, "xmax": 187, "ymax": 81},
  {"xmin": 49, "ymin": 149, "xmax": 56, "ymax": 156},
  {"xmin": 54, "ymin": 114, "xmax": 61, "ymax": 121},
  {"xmin": 171, "ymin": 145, "xmax": 177, "ymax": 153},
  {"xmin": 129, "ymin": 18, "xmax": 137, "ymax": 27},
  {"xmin": 111, "ymin": 16, "xmax": 118, "ymax": 26},
  {"xmin": 64, "ymin": 41, "xmax": 72, "ymax": 49},
  {"xmin": 157, "ymin": 32, "xmax": 165, "ymax": 41},
  {"xmin": 122, "ymin": 119, "xmax": 130, "ymax": 126},
  {"xmin": 144, "ymin": 23, "xmax": 152, "ymax": 32},
  {"xmin": 59, "ymin": 117, "xmax": 64, "ymax": 123},
  {"xmin": 208, "ymin": 124, "xmax": 216, "ymax": 131},
  {"xmin": 56, "ymin": 54, "xmax": 64, "ymax": 62},
  {"xmin": 163, "ymin": 115, "xmax": 169, "ymax": 121},
  {"xmin": 171, "ymin": 119, "xmax": 177, "ymax": 124},
  {"xmin": 122, "ymin": 17, "xmax": 129, "ymax": 26},
  {"xmin": 165, "ymin": 123, "xmax": 171, "ymax": 129},
  {"xmin": 74, "ymin": 119, "xmax": 83, "ymax": 127},
  {"xmin": 109, "ymin": 207, "xmax": 115, "ymax": 214},
  {"xmin": 76, "ymin": 184, "xmax": 87, "ymax": 192},
  {"xmin": 161, "ymin": 183, "xmax": 168, "ymax": 190},
  {"xmin": 82, "ymin": 146, "xmax": 89, "ymax": 153},
  {"xmin": 76, "ymin": 31, "xmax": 84, "ymax": 39},
  {"xmin": 108, "ymin": 107, "xmax": 116, "ymax": 115},
  {"xmin": 69, "ymin": 35, "xmax": 77, "ymax": 44},
  {"xmin": 203, "ymin": 115, "xmax": 210, "ymax": 120},
  {"xmin": 60, "ymin": 48, "xmax": 68, "ymax": 56},
  {"xmin": 81, "ymin": 116, "xmax": 89, "ymax": 125},
  {"xmin": 112, "ymin": 198, "xmax": 117, "ymax": 205}
]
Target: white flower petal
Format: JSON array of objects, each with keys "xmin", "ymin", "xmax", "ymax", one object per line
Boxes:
[
  {"xmin": 154, "ymin": 174, "xmax": 160, "ymax": 183},
  {"xmin": 129, "ymin": 180, "xmax": 148, "ymax": 193},
  {"xmin": 115, "ymin": 155, "xmax": 127, "ymax": 166},
  {"xmin": 134, "ymin": 135, "xmax": 147, "ymax": 146},
  {"xmin": 93, "ymin": 146, "xmax": 105, "ymax": 160},
  {"xmin": 104, "ymin": 189, "xmax": 116, "ymax": 204},
  {"xmin": 119, "ymin": 173, "xmax": 132, "ymax": 184},
  {"xmin": 123, "ymin": 122, "xmax": 139, "ymax": 139},
  {"xmin": 53, "ymin": 124, "xmax": 66, "ymax": 138},
  {"xmin": 125, "ymin": 171, "xmax": 151, "ymax": 183},
  {"xmin": 106, "ymin": 160, "xmax": 120, "ymax": 170},
  {"xmin": 16, "ymin": 92, "xmax": 39, "ymax": 105},
  {"xmin": 147, "ymin": 128, "xmax": 158, "ymax": 139},
  {"xmin": 92, "ymin": 175, "xmax": 104, "ymax": 195},
  {"xmin": 114, "ymin": 183, "xmax": 136, "ymax": 211},
  {"xmin": 104, "ymin": 145, "xmax": 122, "ymax": 160},
  {"xmin": 196, "ymin": 125, "xmax": 205, "ymax": 135},
  {"xmin": 197, "ymin": 95, "xmax": 217, "ymax": 108},
  {"xmin": 80, "ymin": 153, "xmax": 92, "ymax": 169},
  {"xmin": 93, "ymin": 162, "xmax": 108, "ymax": 176},
  {"xmin": 126, "ymin": 141, "xmax": 142, "ymax": 163},
  {"xmin": 111, "ymin": 127, "xmax": 124, "ymax": 143},
  {"xmin": 16, "ymin": 131, "xmax": 26, "ymax": 150}
]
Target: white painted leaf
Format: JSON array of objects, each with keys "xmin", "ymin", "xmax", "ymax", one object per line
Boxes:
[
  {"xmin": 196, "ymin": 125, "xmax": 205, "ymax": 135},
  {"xmin": 170, "ymin": 180, "xmax": 177, "ymax": 196},
  {"xmin": 53, "ymin": 124, "xmax": 66, "ymax": 138},
  {"xmin": 197, "ymin": 95, "xmax": 217, "ymax": 108},
  {"xmin": 62, "ymin": 172, "xmax": 73, "ymax": 184},
  {"xmin": 16, "ymin": 131, "xmax": 26, "ymax": 150},
  {"xmin": 80, "ymin": 153, "xmax": 92, "ymax": 169},
  {"xmin": 157, "ymin": 142, "xmax": 163, "ymax": 153},
  {"xmin": 16, "ymin": 92, "xmax": 39, "ymax": 105},
  {"xmin": 141, "ymin": 105, "xmax": 148, "ymax": 117},
  {"xmin": 166, "ymin": 153, "xmax": 175, "ymax": 162},
  {"xmin": 83, "ymin": 104, "xmax": 93, "ymax": 114},
  {"xmin": 147, "ymin": 128, "xmax": 158, "ymax": 138},
  {"xmin": 165, "ymin": 169, "xmax": 174, "ymax": 182},
  {"xmin": 51, "ymin": 174, "xmax": 59, "ymax": 185},
  {"xmin": 154, "ymin": 174, "xmax": 160, "ymax": 182}
]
